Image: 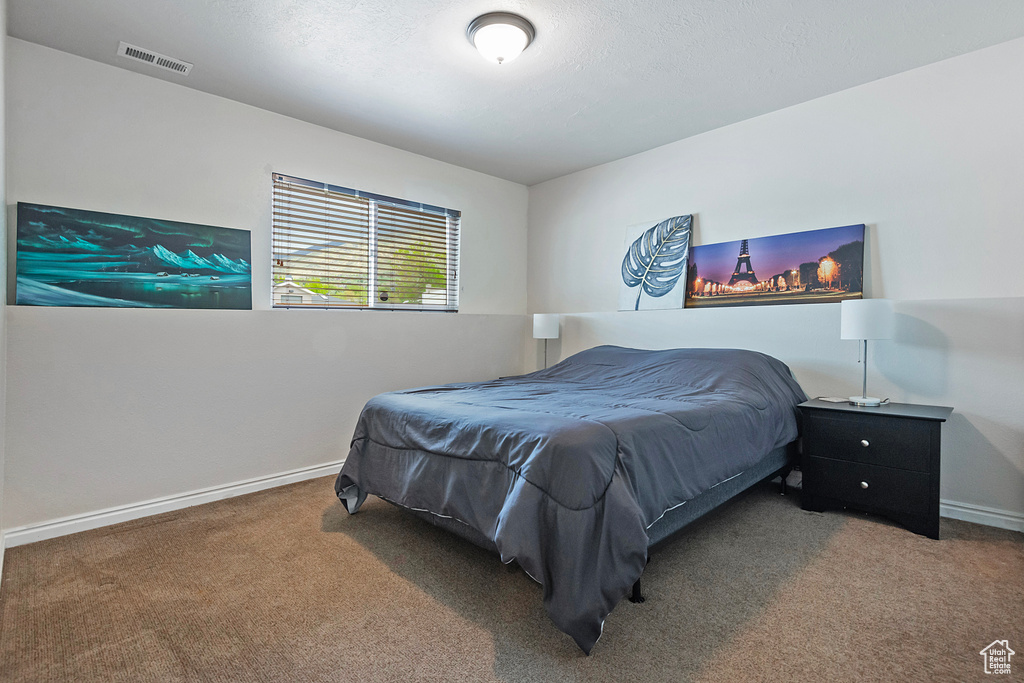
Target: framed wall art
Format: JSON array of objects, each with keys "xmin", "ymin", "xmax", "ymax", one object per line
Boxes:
[
  {"xmin": 618, "ymin": 214, "xmax": 692, "ymax": 311},
  {"xmin": 16, "ymin": 203, "xmax": 252, "ymax": 309},
  {"xmin": 685, "ymin": 224, "xmax": 864, "ymax": 308}
]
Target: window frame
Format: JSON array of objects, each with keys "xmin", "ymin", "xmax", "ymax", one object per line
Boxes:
[{"xmin": 272, "ymin": 173, "xmax": 460, "ymax": 312}]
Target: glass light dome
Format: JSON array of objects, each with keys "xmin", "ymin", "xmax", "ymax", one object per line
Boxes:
[{"xmin": 468, "ymin": 12, "xmax": 536, "ymax": 65}]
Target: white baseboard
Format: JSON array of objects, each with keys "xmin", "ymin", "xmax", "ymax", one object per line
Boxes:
[
  {"xmin": 4, "ymin": 469, "xmax": 1017, "ymax": 550},
  {"xmin": 3, "ymin": 460, "xmax": 344, "ymax": 549},
  {"xmin": 941, "ymin": 499, "xmax": 1024, "ymax": 533}
]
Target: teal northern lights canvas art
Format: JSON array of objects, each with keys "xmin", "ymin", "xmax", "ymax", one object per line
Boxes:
[{"xmin": 16, "ymin": 203, "xmax": 252, "ymax": 309}]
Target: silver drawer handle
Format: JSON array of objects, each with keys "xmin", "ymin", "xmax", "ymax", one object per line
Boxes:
[
  {"xmin": 860, "ymin": 481, "xmax": 869, "ymax": 489},
  {"xmin": 860, "ymin": 439, "xmax": 870, "ymax": 447}
]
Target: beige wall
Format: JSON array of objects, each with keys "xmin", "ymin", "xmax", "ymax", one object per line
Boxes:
[
  {"xmin": 3, "ymin": 39, "xmax": 529, "ymax": 529},
  {"xmin": 529, "ymin": 37, "xmax": 1024, "ymax": 312},
  {"xmin": 1, "ymin": 0, "xmax": 8, "ymax": 568},
  {"xmin": 5, "ymin": 32, "xmax": 1023, "ymax": 534},
  {"xmin": 527, "ymin": 38, "xmax": 1024, "ymax": 525}
]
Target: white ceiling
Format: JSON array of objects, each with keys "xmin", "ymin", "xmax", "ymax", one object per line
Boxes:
[{"xmin": 9, "ymin": 1, "xmax": 1024, "ymax": 186}]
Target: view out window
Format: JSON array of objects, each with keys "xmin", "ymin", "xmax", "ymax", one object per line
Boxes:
[{"xmin": 271, "ymin": 173, "xmax": 460, "ymax": 311}]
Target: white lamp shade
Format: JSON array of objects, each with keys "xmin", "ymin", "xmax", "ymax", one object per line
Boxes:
[
  {"xmin": 533, "ymin": 313, "xmax": 560, "ymax": 339},
  {"xmin": 840, "ymin": 298, "xmax": 894, "ymax": 340}
]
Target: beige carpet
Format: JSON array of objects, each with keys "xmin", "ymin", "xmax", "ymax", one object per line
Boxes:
[{"xmin": 1, "ymin": 476, "xmax": 1021, "ymax": 682}]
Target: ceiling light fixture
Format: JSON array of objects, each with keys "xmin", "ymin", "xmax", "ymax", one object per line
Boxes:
[{"xmin": 467, "ymin": 12, "xmax": 535, "ymax": 65}]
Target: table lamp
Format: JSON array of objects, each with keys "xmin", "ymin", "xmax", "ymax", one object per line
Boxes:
[
  {"xmin": 533, "ymin": 314, "xmax": 560, "ymax": 368},
  {"xmin": 840, "ymin": 298, "xmax": 894, "ymax": 406}
]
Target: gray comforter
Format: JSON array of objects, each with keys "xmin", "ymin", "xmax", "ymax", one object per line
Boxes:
[{"xmin": 335, "ymin": 346, "xmax": 807, "ymax": 653}]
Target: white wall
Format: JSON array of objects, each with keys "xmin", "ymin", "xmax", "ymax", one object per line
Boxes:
[
  {"xmin": 528, "ymin": 38, "xmax": 1024, "ymax": 525},
  {"xmin": 4, "ymin": 39, "xmax": 529, "ymax": 529},
  {"xmin": 0, "ymin": 0, "xmax": 9, "ymax": 571}
]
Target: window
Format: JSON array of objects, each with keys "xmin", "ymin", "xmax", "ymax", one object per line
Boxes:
[{"xmin": 272, "ymin": 173, "xmax": 460, "ymax": 311}]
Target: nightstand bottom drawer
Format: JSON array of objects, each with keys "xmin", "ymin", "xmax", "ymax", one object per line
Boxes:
[{"xmin": 802, "ymin": 457, "xmax": 931, "ymax": 518}]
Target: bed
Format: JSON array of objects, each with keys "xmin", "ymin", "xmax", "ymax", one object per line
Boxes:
[{"xmin": 335, "ymin": 345, "xmax": 807, "ymax": 653}]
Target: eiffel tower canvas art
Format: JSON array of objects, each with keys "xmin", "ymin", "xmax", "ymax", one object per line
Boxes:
[
  {"xmin": 685, "ymin": 224, "xmax": 864, "ymax": 309},
  {"xmin": 728, "ymin": 239, "xmax": 759, "ymax": 287}
]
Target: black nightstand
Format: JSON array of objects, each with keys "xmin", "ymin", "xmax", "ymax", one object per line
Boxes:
[{"xmin": 798, "ymin": 399, "xmax": 953, "ymax": 539}]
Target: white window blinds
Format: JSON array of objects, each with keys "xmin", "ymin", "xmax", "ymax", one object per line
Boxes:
[{"xmin": 272, "ymin": 173, "xmax": 460, "ymax": 311}]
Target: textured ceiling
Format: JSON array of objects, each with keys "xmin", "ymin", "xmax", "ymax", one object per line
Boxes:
[{"xmin": 9, "ymin": 0, "xmax": 1024, "ymax": 185}]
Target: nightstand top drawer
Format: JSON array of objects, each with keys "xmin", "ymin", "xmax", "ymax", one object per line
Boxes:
[
  {"xmin": 798, "ymin": 399, "xmax": 953, "ymax": 422},
  {"xmin": 801, "ymin": 408, "xmax": 935, "ymax": 471}
]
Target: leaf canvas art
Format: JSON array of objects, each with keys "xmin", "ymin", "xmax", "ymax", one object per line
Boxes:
[
  {"xmin": 16, "ymin": 203, "xmax": 252, "ymax": 309},
  {"xmin": 619, "ymin": 215, "xmax": 692, "ymax": 311}
]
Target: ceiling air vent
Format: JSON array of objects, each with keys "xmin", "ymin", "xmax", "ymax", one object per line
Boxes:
[{"xmin": 117, "ymin": 41, "xmax": 193, "ymax": 76}]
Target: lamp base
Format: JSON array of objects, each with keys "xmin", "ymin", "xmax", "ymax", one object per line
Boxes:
[{"xmin": 849, "ymin": 395, "xmax": 882, "ymax": 407}]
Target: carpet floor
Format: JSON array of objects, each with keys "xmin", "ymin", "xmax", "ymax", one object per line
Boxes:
[{"xmin": 0, "ymin": 476, "xmax": 1021, "ymax": 682}]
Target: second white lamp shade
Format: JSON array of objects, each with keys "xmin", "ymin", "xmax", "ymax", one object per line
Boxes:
[
  {"xmin": 840, "ymin": 299, "xmax": 894, "ymax": 340},
  {"xmin": 533, "ymin": 314, "xmax": 560, "ymax": 339}
]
